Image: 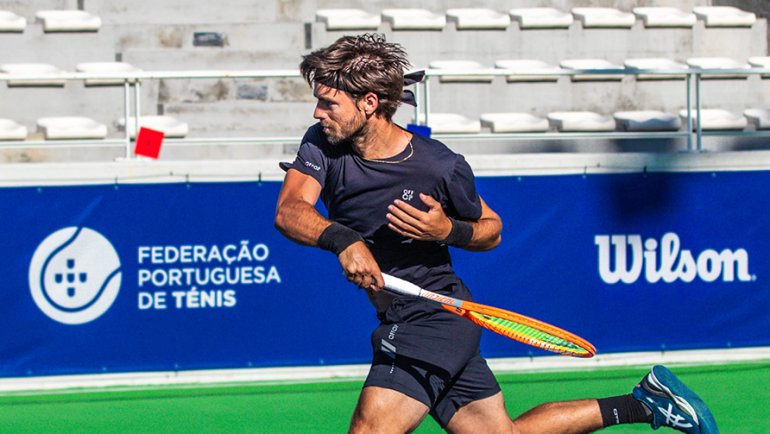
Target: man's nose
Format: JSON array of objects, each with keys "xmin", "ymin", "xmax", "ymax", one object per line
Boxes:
[{"xmin": 313, "ymin": 103, "xmax": 327, "ymax": 120}]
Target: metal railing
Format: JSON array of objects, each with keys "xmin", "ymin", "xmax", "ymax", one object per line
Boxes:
[{"xmin": 1, "ymin": 66, "xmax": 769, "ymax": 158}]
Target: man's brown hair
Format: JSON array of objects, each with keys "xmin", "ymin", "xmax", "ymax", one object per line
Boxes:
[{"xmin": 300, "ymin": 33, "xmax": 410, "ymax": 121}]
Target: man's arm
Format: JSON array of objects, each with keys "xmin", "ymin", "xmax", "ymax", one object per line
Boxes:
[
  {"xmin": 386, "ymin": 194, "xmax": 502, "ymax": 251},
  {"xmin": 275, "ymin": 169, "xmax": 384, "ymax": 289},
  {"xmin": 274, "ymin": 169, "xmax": 328, "ymax": 246}
]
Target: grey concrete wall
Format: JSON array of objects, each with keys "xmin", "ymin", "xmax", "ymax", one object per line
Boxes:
[
  {"xmin": 2, "ymin": 0, "xmax": 769, "ymax": 162},
  {"xmin": 0, "ymin": 0, "xmax": 76, "ymax": 21},
  {"xmin": 715, "ymin": 0, "xmax": 770, "ymax": 54}
]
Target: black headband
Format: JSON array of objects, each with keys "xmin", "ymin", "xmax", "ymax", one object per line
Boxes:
[{"xmin": 401, "ymin": 70, "xmax": 425, "ymax": 107}]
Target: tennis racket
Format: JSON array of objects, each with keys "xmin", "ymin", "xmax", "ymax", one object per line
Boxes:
[{"xmin": 382, "ymin": 273, "xmax": 596, "ymax": 358}]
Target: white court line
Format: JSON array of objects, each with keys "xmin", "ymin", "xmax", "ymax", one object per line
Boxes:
[{"xmin": 1, "ymin": 347, "xmax": 768, "ymax": 395}]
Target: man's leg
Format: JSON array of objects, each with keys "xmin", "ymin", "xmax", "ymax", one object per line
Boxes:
[
  {"xmin": 348, "ymin": 386, "xmax": 431, "ymax": 434},
  {"xmin": 445, "ymin": 392, "xmax": 603, "ymax": 434},
  {"xmin": 444, "ymin": 365, "xmax": 717, "ymax": 434}
]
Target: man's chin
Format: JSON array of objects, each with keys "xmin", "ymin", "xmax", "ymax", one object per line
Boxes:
[{"xmin": 323, "ymin": 130, "xmax": 346, "ymax": 146}]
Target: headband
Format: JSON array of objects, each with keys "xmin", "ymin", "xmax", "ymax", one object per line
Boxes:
[{"xmin": 401, "ymin": 70, "xmax": 425, "ymax": 107}]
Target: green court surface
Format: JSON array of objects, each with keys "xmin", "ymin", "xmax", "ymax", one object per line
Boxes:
[{"xmin": 0, "ymin": 363, "xmax": 767, "ymax": 433}]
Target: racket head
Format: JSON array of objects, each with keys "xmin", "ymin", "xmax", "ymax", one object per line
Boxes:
[{"xmin": 445, "ymin": 303, "xmax": 596, "ymax": 358}]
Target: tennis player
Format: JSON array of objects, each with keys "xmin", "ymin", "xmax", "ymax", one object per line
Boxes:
[{"xmin": 274, "ymin": 33, "xmax": 718, "ymax": 434}]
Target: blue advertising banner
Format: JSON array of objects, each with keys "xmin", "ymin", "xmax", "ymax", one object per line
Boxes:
[
  {"xmin": 1, "ymin": 171, "xmax": 769, "ymax": 377},
  {"xmin": 0, "ymin": 182, "xmax": 378, "ymax": 377},
  {"xmin": 459, "ymin": 171, "xmax": 770, "ymax": 358}
]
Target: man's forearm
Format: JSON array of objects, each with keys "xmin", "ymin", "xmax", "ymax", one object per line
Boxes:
[
  {"xmin": 274, "ymin": 199, "xmax": 331, "ymax": 247},
  {"xmin": 462, "ymin": 217, "xmax": 502, "ymax": 252}
]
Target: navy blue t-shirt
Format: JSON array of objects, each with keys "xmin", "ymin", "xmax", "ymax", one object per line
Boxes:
[{"xmin": 283, "ymin": 123, "xmax": 482, "ymax": 292}]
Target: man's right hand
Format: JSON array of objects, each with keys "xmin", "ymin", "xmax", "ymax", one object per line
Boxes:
[{"xmin": 338, "ymin": 241, "xmax": 384, "ymax": 291}]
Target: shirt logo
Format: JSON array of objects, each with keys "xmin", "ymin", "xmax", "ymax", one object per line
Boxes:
[{"xmin": 402, "ymin": 189, "xmax": 414, "ymax": 201}]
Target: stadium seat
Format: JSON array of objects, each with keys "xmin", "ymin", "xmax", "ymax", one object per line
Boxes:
[
  {"xmin": 495, "ymin": 60, "xmax": 561, "ymax": 82},
  {"xmin": 748, "ymin": 57, "xmax": 770, "ymax": 78},
  {"xmin": 36, "ymin": 117, "xmax": 108, "ymax": 139},
  {"xmin": 571, "ymin": 8, "xmax": 636, "ymax": 28},
  {"xmin": 0, "ymin": 118, "xmax": 27, "ymax": 140},
  {"xmin": 35, "ymin": 10, "xmax": 101, "ymax": 32},
  {"xmin": 748, "ymin": 56, "xmax": 770, "ymax": 68},
  {"xmin": 480, "ymin": 113, "xmax": 549, "ymax": 133},
  {"xmin": 315, "ymin": 9, "xmax": 380, "ymax": 30},
  {"xmin": 560, "ymin": 59, "xmax": 625, "ymax": 81},
  {"xmin": 381, "ymin": 9, "xmax": 445, "ymax": 30},
  {"xmin": 412, "ymin": 113, "xmax": 481, "ymax": 134},
  {"xmin": 693, "ymin": 6, "xmax": 756, "ymax": 27},
  {"xmin": 428, "ymin": 60, "xmax": 494, "ymax": 83},
  {"xmin": 623, "ymin": 58, "xmax": 689, "ymax": 80},
  {"xmin": 547, "ymin": 111, "xmax": 616, "ymax": 132},
  {"xmin": 686, "ymin": 57, "xmax": 751, "ymax": 79},
  {"xmin": 508, "ymin": 8, "xmax": 573, "ymax": 29},
  {"xmin": 632, "ymin": 7, "xmax": 696, "ymax": 28},
  {"xmin": 678, "ymin": 109, "xmax": 747, "ymax": 130},
  {"xmin": 743, "ymin": 108, "xmax": 770, "ymax": 129},
  {"xmin": 118, "ymin": 116, "xmax": 189, "ymax": 139},
  {"xmin": 0, "ymin": 63, "xmax": 66, "ymax": 87},
  {"xmin": 0, "ymin": 10, "xmax": 26, "ymax": 32},
  {"xmin": 614, "ymin": 110, "xmax": 682, "ymax": 131},
  {"xmin": 445, "ymin": 8, "xmax": 510, "ymax": 30},
  {"xmin": 75, "ymin": 62, "xmax": 142, "ymax": 86}
]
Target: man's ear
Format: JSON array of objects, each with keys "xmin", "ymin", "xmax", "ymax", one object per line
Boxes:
[{"xmin": 359, "ymin": 92, "xmax": 379, "ymax": 116}]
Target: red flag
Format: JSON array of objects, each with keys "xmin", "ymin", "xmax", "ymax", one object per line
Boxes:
[{"xmin": 134, "ymin": 127, "xmax": 165, "ymax": 159}]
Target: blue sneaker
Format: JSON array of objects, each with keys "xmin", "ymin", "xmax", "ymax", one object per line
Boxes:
[{"xmin": 633, "ymin": 365, "xmax": 719, "ymax": 434}]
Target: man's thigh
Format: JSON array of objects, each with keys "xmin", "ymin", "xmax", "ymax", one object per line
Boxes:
[
  {"xmin": 444, "ymin": 392, "xmax": 516, "ymax": 434},
  {"xmin": 349, "ymin": 386, "xmax": 430, "ymax": 434}
]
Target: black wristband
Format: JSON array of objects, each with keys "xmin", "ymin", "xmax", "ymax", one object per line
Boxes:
[
  {"xmin": 442, "ymin": 218, "xmax": 474, "ymax": 248},
  {"xmin": 317, "ymin": 222, "xmax": 364, "ymax": 256}
]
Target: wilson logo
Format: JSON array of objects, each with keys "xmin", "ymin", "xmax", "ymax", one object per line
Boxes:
[{"xmin": 595, "ymin": 233, "xmax": 753, "ymax": 284}]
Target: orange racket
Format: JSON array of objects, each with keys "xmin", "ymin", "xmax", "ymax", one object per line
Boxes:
[{"xmin": 382, "ymin": 274, "xmax": 596, "ymax": 358}]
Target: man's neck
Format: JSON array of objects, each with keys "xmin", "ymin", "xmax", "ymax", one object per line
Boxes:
[{"xmin": 352, "ymin": 120, "xmax": 411, "ymax": 161}]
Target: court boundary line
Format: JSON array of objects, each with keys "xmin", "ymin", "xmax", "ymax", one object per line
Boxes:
[{"xmin": 1, "ymin": 346, "xmax": 768, "ymax": 394}]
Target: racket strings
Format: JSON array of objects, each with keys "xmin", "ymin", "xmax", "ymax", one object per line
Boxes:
[{"xmin": 471, "ymin": 312, "xmax": 590, "ymax": 356}]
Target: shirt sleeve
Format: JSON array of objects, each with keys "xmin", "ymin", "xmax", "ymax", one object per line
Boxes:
[
  {"xmin": 446, "ymin": 154, "xmax": 483, "ymax": 220},
  {"xmin": 279, "ymin": 126, "xmax": 329, "ymax": 188}
]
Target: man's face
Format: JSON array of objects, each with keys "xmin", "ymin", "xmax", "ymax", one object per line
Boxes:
[{"xmin": 313, "ymin": 83, "xmax": 368, "ymax": 145}]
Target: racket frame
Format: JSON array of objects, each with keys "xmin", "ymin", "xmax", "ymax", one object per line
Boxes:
[{"xmin": 381, "ymin": 273, "xmax": 596, "ymax": 358}]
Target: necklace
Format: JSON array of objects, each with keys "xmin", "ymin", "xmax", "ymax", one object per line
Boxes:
[{"xmin": 362, "ymin": 131, "xmax": 414, "ymax": 164}]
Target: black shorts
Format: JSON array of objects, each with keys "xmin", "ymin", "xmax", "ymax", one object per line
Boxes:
[{"xmin": 363, "ymin": 280, "xmax": 501, "ymax": 428}]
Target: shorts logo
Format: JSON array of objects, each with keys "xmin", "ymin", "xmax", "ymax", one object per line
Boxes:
[
  {"xmin": 381, "ymin": 339, "xmax": 397, "ymax": 359},
  {"xmin": 29, "ymin": 227, "xmax": 122, "ymax": 325}
]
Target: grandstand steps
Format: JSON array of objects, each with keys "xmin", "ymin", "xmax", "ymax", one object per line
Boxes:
[
  {"xmin": 86, "ymin": 0, "xmax": 290, "ymax": 24},
  {"xmin": 154, "ymin": 77, "xmax": 311, "ymax": 104},
  {"xmin": 121, "ymin": 49, "xmax": 306, "ymax": 71},
  {"xmin": 162, "ymin": 100, "xmax": 316, "ymax": 137},
  {"xmin": 425, "ymin": 75, "xmax": 766, "ymax": 123},
  {"xmin": 314, "ymin": 18, "xmax": 766, "ymax": 67},
  {"xmin": 108, "ymin": 22, "xmax": 308, "ymax": 52},
  {"xmin": 0, "ymin": 81, "xmax": 144, "ymax": 134},
  {"xmin": 0, "ymin": 0, "xmax": 77, "ymax": 23},
  {"xmin": 0, "ymin": 0, "xmax": 768, "ymax": 160},
  {"xmin": 0, "ymin": 25, "xmax": 114, "ymax": 70}
]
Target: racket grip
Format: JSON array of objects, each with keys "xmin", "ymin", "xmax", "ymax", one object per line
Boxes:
[{"xmin": 382, "ymin": 273, "xmax": 422, "ymax": 297}]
